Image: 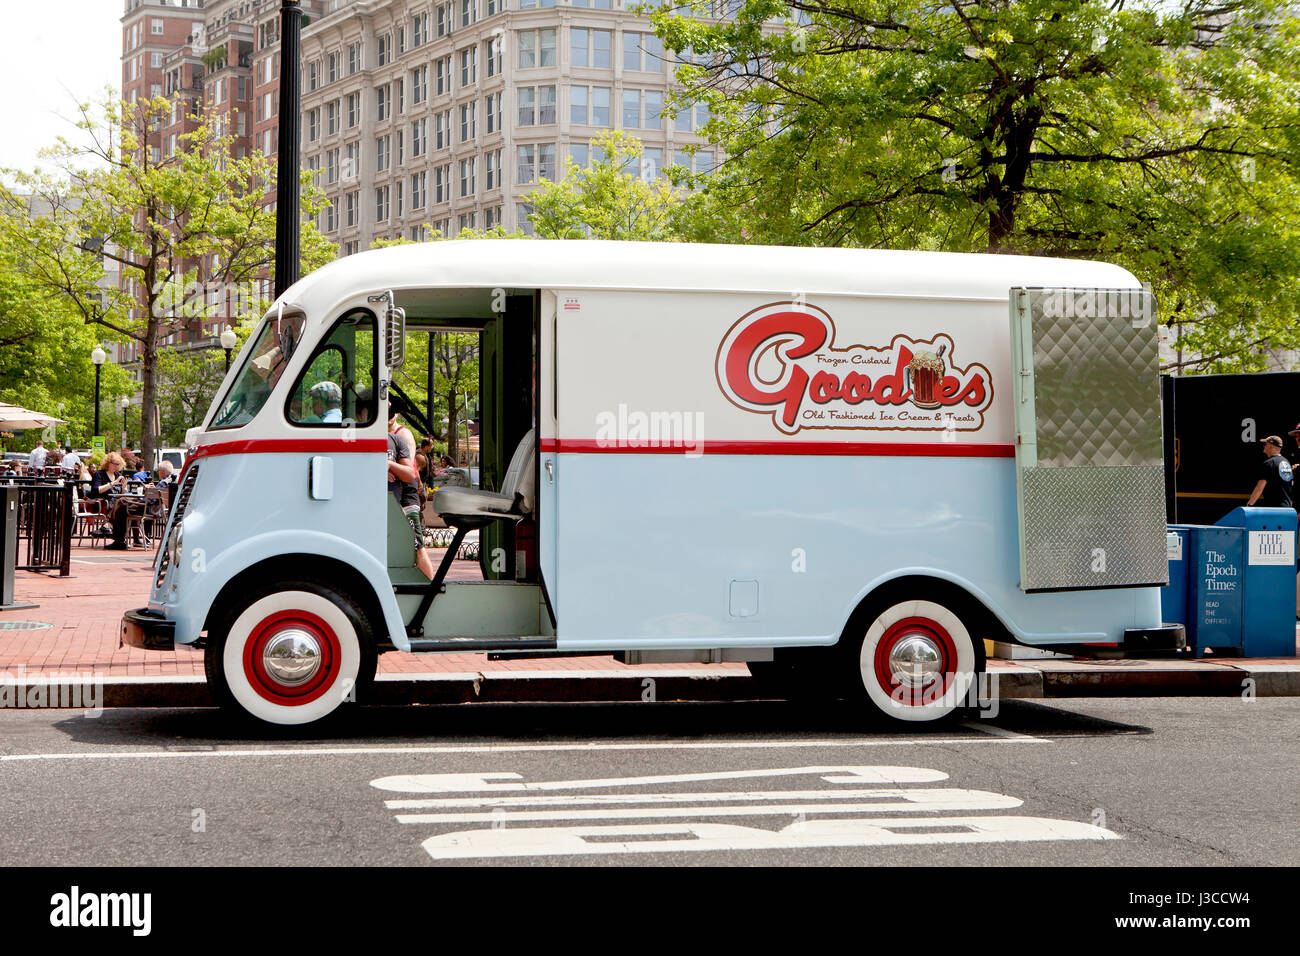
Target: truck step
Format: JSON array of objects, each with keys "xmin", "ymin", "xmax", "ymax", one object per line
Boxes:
[{"xmin": 405, "ymin": 636, "xmax": 557, "ymax": 653}]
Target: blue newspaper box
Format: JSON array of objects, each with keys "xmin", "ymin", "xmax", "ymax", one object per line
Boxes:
[
  {"xmin": 1161, "ymin": 527, "xmax": 1191, "ymax": 626},
  {"xmin": 1216, "ymin": 507, "xmax": 1297, "ymax": 658},
  {"xmin": 1187, "ymin": 526, "xmax": 1245, "ymax": 654}
]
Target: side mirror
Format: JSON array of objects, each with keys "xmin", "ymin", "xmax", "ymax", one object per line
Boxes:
[{"xmin": 387, "ymin": 305, "xmax": 406, "ymax": 371}]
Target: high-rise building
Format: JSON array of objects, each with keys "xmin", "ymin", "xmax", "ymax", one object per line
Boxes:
[{"xmin": 300, "ymin": 0, "xmax": 717, "ymax": 249}]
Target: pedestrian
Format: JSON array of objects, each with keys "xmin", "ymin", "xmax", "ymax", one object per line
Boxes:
[
  {"xmin": 60, "ymin": 447, "xmax": 81, "ymax": 476},
  {"xmin": 1245, "ymin": 435, "xmax": 1293, "ymax": 508},
  {"xmin": 28, "ymin": 440, "xmax": 47, "ymax": 472},
  {"xmin": 388, "ymin": 413, "xmax": 435, "ymax": 580}
]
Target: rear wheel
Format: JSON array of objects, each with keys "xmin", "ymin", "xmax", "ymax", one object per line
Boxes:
[
  {"xmin": 204, "ymin": 582, "xmax": 375, "ymax": 726},
  {"xmin": 842, "ymin": 592, "xmax": 985, "ymax": 723}
]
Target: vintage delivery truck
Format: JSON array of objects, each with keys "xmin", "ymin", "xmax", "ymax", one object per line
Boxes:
[{"xmin": 122, "ymin": 240, "xmax": 1183, "ymax": 726}]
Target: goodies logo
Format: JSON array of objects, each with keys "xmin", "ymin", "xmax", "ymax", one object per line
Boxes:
[{"xmin": 716, "ymin": 302, "xmax": 993, "ymax": 434}]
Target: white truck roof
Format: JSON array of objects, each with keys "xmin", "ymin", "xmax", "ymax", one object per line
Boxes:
[{"xmin": 281, "ymin": 240, "xmax": 1141, "ymax": 315}]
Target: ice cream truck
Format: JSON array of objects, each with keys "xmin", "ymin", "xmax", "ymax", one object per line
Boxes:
[{"xmin": 122, "ymin": 240, "xmax": 1183, "ymax": 726}]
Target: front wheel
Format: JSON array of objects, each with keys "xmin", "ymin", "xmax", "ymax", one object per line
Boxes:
[
  {"xmin": 845, "ymin": 595, "xmax": 984, "ymax": 723},
  {"xmin": 205, "ymin": 582, "xmax": 375, "ymax": 726}
]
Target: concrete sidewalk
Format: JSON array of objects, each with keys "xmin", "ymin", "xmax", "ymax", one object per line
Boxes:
[{"xmin": 2, "ymin": 541, "xmax": 1297, "ymax": 707}]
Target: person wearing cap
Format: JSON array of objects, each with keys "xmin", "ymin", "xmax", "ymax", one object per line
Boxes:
[
  {"xmin": 309, "ymin": 380, "xmax": 344, "ymax": 423},
  {"xmin": 1246, "ymin": 436, "xmax": 1293, "ymax": 508}
]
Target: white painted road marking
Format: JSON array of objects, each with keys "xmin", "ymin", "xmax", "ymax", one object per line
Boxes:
[
  {"xmin": 0, "ymin": 733, "xmax": 1049, "ymax": 762},
  {"xmin": 369, "ymin": 766, "xmax": 949, "ymax": 794},
  {"xmin": 419, "ymin": 816, "xmax": 1119, "ymax": 859},
  {"xmin": 393, "ymin": 790, "xmax": 1023, "ymax": 824},
  {"xmin": 369, "ymin": 764, "xmax": 1116, "ymax": 859}
]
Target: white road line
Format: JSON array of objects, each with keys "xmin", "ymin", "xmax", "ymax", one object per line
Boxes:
[
  {"xmin": 959, "ymin": 721, "xmax": 1043, "ymax": 740},
  {"xmin": 370, "ymin": 765, "xmax": 949, "ymax": 793},
  {"xmin": 385, "ymin": 787, "xmax": 999, "ymax": 809},
  {"xmin": 0, "ymin": 733, "xmax": 1047, "ymax": 762},
  {"xmin": 392, "ymin": 789, "xmax": 1022, "ymax": 823}
]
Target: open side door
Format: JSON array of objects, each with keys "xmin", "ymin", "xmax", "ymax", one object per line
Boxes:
[{"xmin": 1009, "ymin": 287, "xmax": 1168, "ymax": 592}]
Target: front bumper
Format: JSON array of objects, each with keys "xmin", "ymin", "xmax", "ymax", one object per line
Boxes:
[
  {"xmin": 1122, "ymin": 623, "xmax": 1187, "ymax": 653},
  {"xmin": 121, "ymin": 607, "xmax": 176, "ymax": 651}
]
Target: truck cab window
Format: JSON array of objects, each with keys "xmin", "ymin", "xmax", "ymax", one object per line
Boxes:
[
  {"xmin": 210, "ymin": 309, "xmax": 306, "ymax": 429},
  {"xmin": 286, "ymin": 309, "xmax": 379, "ymax": 427}
]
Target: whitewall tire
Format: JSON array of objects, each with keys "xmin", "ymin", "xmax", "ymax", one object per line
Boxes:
[
  {"xmin": 852, "ymin": 598, "xmax": 979, "ymax": 723},
  {"xmin": 206, "ymin": 585, "xmax": 370, "ymax": 726}
]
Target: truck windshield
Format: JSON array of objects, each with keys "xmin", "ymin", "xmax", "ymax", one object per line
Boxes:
[{"xmin": 210, "ymin": 309, "xmax": 306, "ymax": 430}]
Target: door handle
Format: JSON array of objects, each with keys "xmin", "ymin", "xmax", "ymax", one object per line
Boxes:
[{"xmin": 544, "ymin": 459, "xmax": 553, "ymax": 483}]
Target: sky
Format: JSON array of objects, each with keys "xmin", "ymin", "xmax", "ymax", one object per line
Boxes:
[{"xmin": 0, "ymin": 2, "xmax": 123, "ymax": 176}]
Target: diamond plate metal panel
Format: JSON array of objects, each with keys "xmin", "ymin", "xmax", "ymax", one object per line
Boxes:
[
  {"xmin": 1025, "ymin": 289, "xmax": 1162, "ymax": 468},
  {"xmin": 1011, "ymin": 288, "xmax": 1167, "ymax": 591},
  {"xmin": 1020, "ymin": 465, "xmax": 1169, "ymax": 591}
]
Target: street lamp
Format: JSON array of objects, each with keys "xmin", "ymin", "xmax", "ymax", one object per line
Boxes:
[
  {"xmin": 120, "ymin": 396, "xmax": 131, "ymax": 448},
  {"xmin": 219, "ymin": 324, "xmax": 237, "ymax": 372},
  {"xmin": 91, "ymin": 345, "xmax": 106, "ymax": 436}
]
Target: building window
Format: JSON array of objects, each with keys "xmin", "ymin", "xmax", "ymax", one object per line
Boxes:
[
  {"xmin": 516, "ymin": 203, "xmax": 534, "ymax": 236},
  {"xmin": 485, "ymin": 92, "xmax": 502, "ymax": 134},
  {"xmin": 327, "ymin": 100, "xmax": 339, "ymax": 134},
  {"xmin": 376, "ymin": 135, "xmax": 390, "ymax": 171},
  {"xmin": 151, "ymin": 18, "xmax": 164, "ymax": 34},
  {"xmin": 571, "ymin": 85, "xmax": 611, "ymax": 126},
  {"xmin": 461, "ymin": 0, "xmax": 477, "ymax": 29},
  {"xmin": 327, "ymin": 149, "xmax": 339, "ymax": 184},
  {"xmin": 622, "ymin": 89, "xmax": 640, "ymax": 128},
  {"xmin": 642, "ymin": 147, "xmax": 664, "ymax": 180},
  {"xmin": 538, "ymin": 143, "xmax": 556, "ymax": 181},
  {"xmin": 437, "ymin": 3, "xmax": 449, "ymax": 37},
  {"xmin": 328, "ymin": 53, "xmax": 338, "ymax": 83},
  {"xmin": 459, "ymin": 102, "xmax": 476, "ymax": 141},
  {"xmin": 486, "ymin": 149, "xmax": 501, "ymax": 189},
  {"xmin": 571, "ymin": 28, "xmax": 611, "ymax": 69},
  {"xmin": 460, "ymin": 157, "xmax": 476, "ymax": 196},
  {"xmin": 458, "ymin": 212, "xmax": 475, "ymax": 232},
  {"xmin": 411, "ymin": 171, "xmax": 426, "ymax": 208},
  {"xmin": 151, "ymin": 52, "xmax": 163, "ymax": 68},
  {"xmin": 345, "ymin": 190, "xmax": 358, "ymax": 227},
  {"xmin": 485, "ymin": 37, "xmax": 502, "ymax": 78},
  {"xmin": 486, "ymin": 0, "xmax": 501, "ymax": 16},
  {"xmin": 308, "ymin": 108, "xmax": 320, "ymax": 142},
  {"xmin": 623, "ymin": 32, "xmax": 665, "ymax": 72},
  {"xmin": 378, "ymin": 34, "xmax": 391, "ymax": 66},
  {"xmin": 375, "ymin": 185, "xmax": 390, "ymax": 222},
  {"xmin": 435, "ymin": 56, "xmax": 452, "ymax": 95},
  {"xmin": 347, "ymin": 42, "xmax": 361, "ymax": 75},
  {"xmin": 347, "ymin": 92, "xmax": 360, "ymax": 128},
  {"xmin": 412, "ymin": 12, "xmax": 429, "ymax": 47},
  {"xmin": 435, "ymin": 111, "xmax": 449, "ymax": 150},
  {"xmin": 570, "ymin": 142, "xmax": 589, "ymax": 168},
  {"xmin": 460, "ymin": 46, "xmax": 478, "ymax": 86},
  {"xmin": 517, "ymin": 145, "xmax": 535, "ymax": 184},
  {"xmin": 412, "ymin": 66, "xmax": 427, "ymax": 104},
  {"xmin": 412, "ymin": 118, "xmax": 427, "ymax": 156},
  {"xmin": 345, "ymin": 141, "xmax": 360, "ymax": 179},
  {"xmin": 308, "ymin": 61, "xmax": 320, "ymax": 91},
  {"xmin": 517, "ymin": 29, "xmax": 556, "ymax": 70},
  {"xmin": 517, "ymin": 86, "xmax": 555, "ymax": 126},
  {"xmin": 435, "ymin": 164, "xmax": 451, "ymax": 203},
  {"xmin": 376, "ymin": 85, "xmax": 389, "ymax": 122}
]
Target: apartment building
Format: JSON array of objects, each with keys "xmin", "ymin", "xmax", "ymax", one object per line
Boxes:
[{"xmin": 300, "ymin": 0, "xmax": 718, "ymax": 248}]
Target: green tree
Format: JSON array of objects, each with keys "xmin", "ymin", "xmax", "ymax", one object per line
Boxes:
[
  {"xmin": 654, "ymin": 0, "xmax": 1300, "ymax": 370},
  {"xmin": 154, "ymin": 347, "xmax": 227, "ymax": 446},
  {"xmin": 0, "ymin": 186, "xmax": 134, "ymax": 451},
  {"xmin": 10, "ymin": 96, "xmax": 335, "ymax": 462},
  {"xmin": 526, "ymin": 130, "xmax": 683, "ymax": 239}
]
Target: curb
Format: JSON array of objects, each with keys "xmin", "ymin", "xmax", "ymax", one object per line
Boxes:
[{"xmin": 2, "ymin": 663, "xmax": 1298, "ymax": 709}]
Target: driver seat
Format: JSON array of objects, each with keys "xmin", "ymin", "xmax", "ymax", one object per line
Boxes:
[{"xmin": 433, "ymin": 429, "xmax": 535, "ymax": 527}]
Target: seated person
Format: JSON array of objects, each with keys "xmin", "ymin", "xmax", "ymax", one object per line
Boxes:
[
  {"xmin": 310, "ymin": 381, "xmax": 344, "ymax": 424},
  {"xmin": 433, "ymin": 454, "xmax": 472, "ymax": 488},
  {"xmin": 89, "ymin": 452, "xmax": 138, "ymax": 550}
]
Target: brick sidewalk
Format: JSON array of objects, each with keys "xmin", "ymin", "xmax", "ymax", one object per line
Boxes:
[{"xmin": 0, "ymin": 541, "xmax": 748, "ymax": 677}]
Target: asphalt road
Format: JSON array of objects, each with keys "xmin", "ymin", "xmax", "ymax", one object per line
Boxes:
[{"xmin": 0, "ymin": 697, "xmax": 1295, "ymax": 867}]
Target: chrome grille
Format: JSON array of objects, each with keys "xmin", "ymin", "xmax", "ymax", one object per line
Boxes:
[{"xmin": 154, "ymin": 465, "xmax": 199, "ymax": 589}]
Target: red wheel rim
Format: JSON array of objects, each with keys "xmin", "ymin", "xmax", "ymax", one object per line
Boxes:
[
  {"xmin": 873, "ymin": 616, "xmax": 958, "ymax": 706},
  {"xmin": 242, "ymin": 609, "xmax": 341, "ymax": 706}
]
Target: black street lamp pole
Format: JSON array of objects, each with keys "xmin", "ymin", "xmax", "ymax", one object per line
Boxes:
[
  {"xmin": 94, "ymin": 364, "xmax": 102, "ymax": 435},
  {"xmin": 274, "ymin": 0, "xmax": 302, "ymax": 299}
]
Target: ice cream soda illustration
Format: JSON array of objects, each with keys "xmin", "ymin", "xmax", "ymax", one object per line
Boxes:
[{"xmin": 907, "ymin": 345, "xmax": 946, "ymax": 408}]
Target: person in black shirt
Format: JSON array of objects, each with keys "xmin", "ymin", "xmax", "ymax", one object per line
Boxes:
[
  {"xmin": 1246, "ymin": 436, "xmax": 1294, "ymax": 508},
  {"xmin": 388, "ymin": 414, "xmax": 434, "ymax": 579},
  {"xmin": 89, "ymin": 452, "xmax": 135, "ymax": 549}
]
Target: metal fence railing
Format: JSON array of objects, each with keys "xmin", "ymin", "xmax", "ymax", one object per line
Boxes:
[{"xmin": 1, "ymin": 478, "xmax": 73, "ymax": 577}]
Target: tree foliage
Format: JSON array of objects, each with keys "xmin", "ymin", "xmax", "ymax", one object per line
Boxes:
[
  {"xmin": 8, "ymin": 96, "xmax": 334, "ymax": 460},
  {"xmin": 653, "ymin": 0, "xmax": 1300, "ymax": 370}
]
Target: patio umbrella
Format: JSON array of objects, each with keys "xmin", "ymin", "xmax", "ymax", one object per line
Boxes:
[{"xmin": 0, "ymin": 402, "xmax": 68, "ymax": 430}]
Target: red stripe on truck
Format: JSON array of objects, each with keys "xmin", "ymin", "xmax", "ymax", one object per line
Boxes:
[
  {"xmin": 538, "ymin": 439, "xmax": 1015, "ymax": 457},
  {"xmin": 186, "ymin": 438, "xmax": 389, "ymax": 466}
]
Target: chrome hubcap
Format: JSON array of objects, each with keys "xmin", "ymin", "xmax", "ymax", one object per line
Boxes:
[
  {"xmin": 888, "ymin": 634, "xmax": 943, "ymax": 688},
  {"xmin": 262, "ymin": 629, "xmax": 323, "ymax": 686}
]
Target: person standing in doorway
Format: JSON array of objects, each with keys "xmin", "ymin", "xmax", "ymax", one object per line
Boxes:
[{"xmin": 1246, "ymin": 436, "xmax": 1293, "ymax": 508}]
